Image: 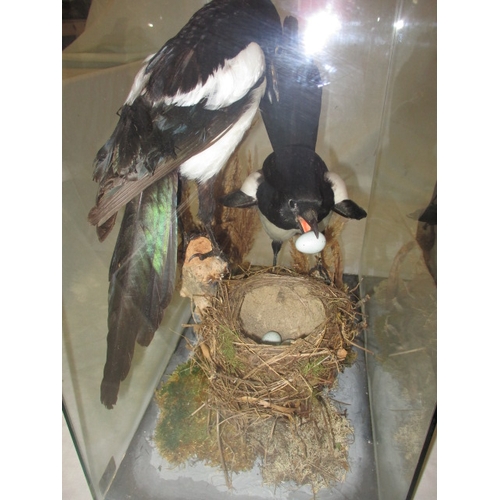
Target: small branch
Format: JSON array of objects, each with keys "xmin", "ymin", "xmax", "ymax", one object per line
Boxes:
[
  {"xmin": 189, "ymin": 402, "xmax": 206, "ymax": 418},
  {"xmin": 342, "ymin": 338, "xmax": 375, "ymax": 355}
]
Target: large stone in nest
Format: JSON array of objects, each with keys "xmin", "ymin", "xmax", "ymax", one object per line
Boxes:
[{"xmin": 239, "ymin": 281, "xmax": 326, "ymax": 342}]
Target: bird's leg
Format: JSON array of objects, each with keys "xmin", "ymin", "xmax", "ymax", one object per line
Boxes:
[
  {"xmin": 309, "ymin": 255, "xmax": 332, "ymax": 285},
  {"xmin": 190, "ymin": 177, "xmax": 224, "ymax": 261},
  {"xmin": 271, "ymin": 241, "xmax": 282, "ymax": 267}
]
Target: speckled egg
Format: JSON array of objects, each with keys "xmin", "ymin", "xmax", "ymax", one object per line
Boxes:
[{"xmin": 295, "ymin": 231, "xmax": 326, "ymax": 254}]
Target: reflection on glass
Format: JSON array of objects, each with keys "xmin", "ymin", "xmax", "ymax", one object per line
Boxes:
[{"xmin": 303, "ymin": 10, "xmax": 342, "ymax": 54}]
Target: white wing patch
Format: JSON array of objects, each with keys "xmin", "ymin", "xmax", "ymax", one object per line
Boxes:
[
  {"xmin": 240, "ymin": 170, "xmax": 263, "ymax": 199},
  {"xmin": 325, "ymin": 171, "xmax": 348, "ymax": 203},
  {"xmin": 125, "ymin": 42, "xmax": 266, "ymax": 110},
  {"xmin": 124, "ymin": 43, "xmax": 265, "ymax": 110},
  {"xmin": 180, "ymin": 79, "xmax": 266, "ymax": 182},
  {"xmin": 124, "ymin": 54, "xmax": 155, "ymax": 105},
  {"xmin": 163, "ymin": 42, "xmax": 266, "ymax": 110}
]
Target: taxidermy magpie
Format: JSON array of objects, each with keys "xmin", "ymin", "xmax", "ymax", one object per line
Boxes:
[
  {"xmin": 88, "ymin": 0, "xmax": 282, "ymax": 409},
  {"xmin": 221, "ymin": 16, "xmax": 367, "ymax": 266}
]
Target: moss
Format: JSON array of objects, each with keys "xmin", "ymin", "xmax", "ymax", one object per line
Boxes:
[
  {"xmin": 154, "ymin": 361, "xmax": 211, "ymax": 464},
  {"xmin": 300, "ymin": 359, "xmax": 329, "ymax": 380},
  {"xmin": 155, "ymin": 360, "xmax": 256, "ymax": 472},
  {"xmin": 217, "ymin": 326, "xmax": 244, "ymax": 374}
]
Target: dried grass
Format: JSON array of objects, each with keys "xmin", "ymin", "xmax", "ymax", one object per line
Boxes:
[
  {"xmin": 253, "ymin": 396, "xmax": 354, "ymax": 492},
  {"xmin": 193, "ymin": 268, "xmax": 363, "ymax": 420},
  {"xmin": 155, "ymin": 361, "xmax": 355, "ymax": 494}
]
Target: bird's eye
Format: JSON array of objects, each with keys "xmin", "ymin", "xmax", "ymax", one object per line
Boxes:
[{"xmin": 288, "ymin": 199, "xmax": 296, "ymax": 209}]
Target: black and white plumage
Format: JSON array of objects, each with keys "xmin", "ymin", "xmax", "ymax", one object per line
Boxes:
[
  {"xmin": 89, "ymin": 0, "xmax": 282, "ymax": 409},
  {"xmin": 221, "ymin": 16, "xmax": 366, "ymax": 266}
]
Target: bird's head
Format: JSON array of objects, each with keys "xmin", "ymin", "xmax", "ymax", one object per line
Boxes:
[
  {"xmin": 286, "ymin": 199, "xmax": 321, "ymax": 237},
  {"xmin": 257, "ymin": 147, "xmax": 331, "ymax": 237}
]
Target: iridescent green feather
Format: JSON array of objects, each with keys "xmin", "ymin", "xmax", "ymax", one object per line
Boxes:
[{"xmin": 100, "ymin": 173, "xmax": 178, "ymax": 409}]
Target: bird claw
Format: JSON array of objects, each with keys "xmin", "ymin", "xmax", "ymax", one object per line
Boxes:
[{"xmin": 309, "ymin": 259, "xmax": 332, "ymax": 285}]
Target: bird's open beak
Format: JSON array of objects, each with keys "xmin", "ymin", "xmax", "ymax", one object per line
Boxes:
[{"xmin": 297, "ymin": 211, "xmax": 319, "ymax": 237}]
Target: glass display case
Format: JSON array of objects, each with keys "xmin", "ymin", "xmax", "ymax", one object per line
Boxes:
[{"xmin": 62, "ymin": 0, "xmax": 436, "ymax": 498}]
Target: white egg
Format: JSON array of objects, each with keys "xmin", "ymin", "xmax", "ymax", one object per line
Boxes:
[
  {"xmin": 295, "ymin": 231, "xmax": 326, "ymax": 254},
  {"xmin": 262, "ymin": 331, "xmax": 282, "ymax": 345}
]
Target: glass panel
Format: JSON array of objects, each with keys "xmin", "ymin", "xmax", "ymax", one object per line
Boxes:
[
  {"xmin": 62, "ymin": 59, "xmax": 194, "ymax": 497},
  {"xmin": 359, "ymin": 0, "xmax": 437, "ymax": 498},
  {"xmin": 63, "ymin": 1, "xmax": 436, "ymax": 498}
]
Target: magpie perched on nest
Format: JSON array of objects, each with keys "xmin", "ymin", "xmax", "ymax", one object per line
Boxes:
[
  {"xmin": 88, "ymin": 0, "xmax": 282, "ymax": 409},
  {"xmin": 221, "ymin": 16, "xmax": 367, "ymax": 266}
]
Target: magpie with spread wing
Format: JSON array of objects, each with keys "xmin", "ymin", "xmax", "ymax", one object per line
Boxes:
[
  {"xmin": 221, "ymin": 16, "xmax": 366, "ymax": 266},
  {"xmin": 88, "ymin": 0, "xmax": 282, "ymax": 409}
]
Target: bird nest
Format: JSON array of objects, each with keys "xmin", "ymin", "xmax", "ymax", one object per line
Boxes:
[
  {"xmin": 157, "ymin": 267, "xmax": 365, "ymax": 492},
  {"xmin": 193, "ymin": 268, "xmax": 362, "ymax": 420}
]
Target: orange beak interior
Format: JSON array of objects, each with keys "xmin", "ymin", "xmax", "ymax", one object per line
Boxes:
[{"xmin": 298, "ymin": 216, "xmax": 312, "ymax": 233}]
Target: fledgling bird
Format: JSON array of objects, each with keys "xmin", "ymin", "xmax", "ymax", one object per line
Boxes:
[
  {"xmin": 221, "ymin": 16, "xmax": 366, "ymax": 266},
  {"xmin": 88, "ymin": 0, "xmax": 282, "ymax": 409}
]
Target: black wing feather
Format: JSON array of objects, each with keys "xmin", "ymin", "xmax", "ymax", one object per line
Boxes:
[
  {"xmin": 145, "ymin": 0, "xmax": 280, "ymax": 100},
  {"xmin": 89, "ymin": 89, "xmax": 258, "ymax": 237}
]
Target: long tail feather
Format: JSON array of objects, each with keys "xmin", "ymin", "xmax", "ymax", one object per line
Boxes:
[
  {"xmin": 100, "ymin": 173, "xmax": 178, "ymax": 409},
  {"xmin": 261, "ymin": 16, "xmax": 323, "ymax": 151}
]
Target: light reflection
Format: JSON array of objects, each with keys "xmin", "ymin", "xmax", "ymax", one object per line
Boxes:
[
  {"xmin": 394, "ymin": 19, "xmax": 405, "ymax": 30},
  {"xmin": 148, "ymin": 23, "xmax": 154, "ymax": 28},
  {"xmin": 322, "ymin": 63, "xmax": 336, "ymax": 73},
  {"xmin": 303, "ymin": 11, "xmax": 342, "ymax": 55}
]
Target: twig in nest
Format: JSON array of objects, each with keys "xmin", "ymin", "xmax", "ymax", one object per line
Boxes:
[
  {"xmin": 237, "ymin": 397, "xmax": 296, "ymax": 415},
  {"xmin": 342, "ymin": 338, "xmax": 375, "ymax": 356},
  {"xmin": 190, "ymin": 402, "xmax": 207, "ymax": 418}
]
